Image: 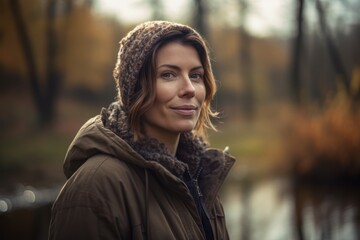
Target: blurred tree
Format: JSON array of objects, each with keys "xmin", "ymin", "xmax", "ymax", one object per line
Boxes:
[
  {"xmin": 6, "ymin": 0, "xmax": 119, "ymax": 125},
  {"xmin": 315, "ymin": 0, "xmax": 350, "ymax": 97},
  {"xmin": 289, "ymin": 0, "xmax": 305, "ymax": 105},
  {"xmin": 9, "ymin": 0, "xmax": 50, "ymax": 125},
  {"xmin": 148, "ymin": 0, "xmax": 164, "ymax": 20},
  {"xmin": 238, "ymin": 0, "xmax": 255, "ymax": 119},
  {"xmin": 299, "ymin": 0, "xmax": 360, "ymax": 105},
  {"xmin": 44, "ymin": 0, "xmax": 61, "ymax": 125},
  {"xmin": 193, "ymin": 0, "xmax": 207, "ymax": 37},
  {"xmin": 8, "ymin": 0, "xmax": 69, "ymax": 125},
  {"xmin": 61, "ymin": 4, "xmax": 119, "ymax": 97}
]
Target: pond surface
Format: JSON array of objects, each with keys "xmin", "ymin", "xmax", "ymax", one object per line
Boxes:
[
  {"xmin": 222, "ymin": 177, "xmax": 360, "ymax": 240},
  {"xmin": 0, "ymin": 184, "xmax": 61, "ymax": 240},
  {"xmin": 1, "ymin": 178, "xmax": 359, "ymax": 240}
]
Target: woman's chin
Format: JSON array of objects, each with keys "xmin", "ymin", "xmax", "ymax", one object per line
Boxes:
[{"xmin": 175, "ymin": 124, "xmax": 196, "ymax": 133}]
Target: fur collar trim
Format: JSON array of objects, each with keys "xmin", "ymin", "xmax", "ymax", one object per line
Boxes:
[{"xmin": 101, "ymin": 102, "xmax": 207, "ymax": 178}]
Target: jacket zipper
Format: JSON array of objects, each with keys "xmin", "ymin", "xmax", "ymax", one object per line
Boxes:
[{"xmin": 183, "ymin": 169, "xmax": 214, "ymax": 240}]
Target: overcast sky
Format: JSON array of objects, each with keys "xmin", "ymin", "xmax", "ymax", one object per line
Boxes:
[{"xmin": 93, "ymin": 0, "xmax": 294, "ymax": 38}]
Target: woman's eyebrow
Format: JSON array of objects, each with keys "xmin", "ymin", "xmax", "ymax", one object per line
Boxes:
[
  {"xmin": 191, "ymin": 66, "xmax": 204, "ymax": 71},
  {"xmin": 157, "ymin": 64, "xmax": 204, "ymax": 71},
  {"xmin": 157, "ymin": 64, "xmax": 180, "ymax": 70}
]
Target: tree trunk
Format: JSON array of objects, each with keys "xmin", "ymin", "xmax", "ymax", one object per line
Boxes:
[
  {"xmin": 9, "ymin": 0, "xmax": 44, "ymax": 121},
  {"xmin": 193, "ymin": 0, "xmax": 207, "ymax": 37},
  {"xmin": 44, "ymin": 0, "xmax": 61, "ymax": 124},
  {"xmin": 289, "ymin": 0, "xmax": 305, "ymax": 105},
  {"xmin": 316, "ymin": 0, "xmax": 350, "ymax": 96},
  {"xmin": 10, "ymin": 0, "xmax": 63, "ymax": 125},
  {"xmin": 239, "ymin": 0, "xmax": 255, "ymax": 119}
]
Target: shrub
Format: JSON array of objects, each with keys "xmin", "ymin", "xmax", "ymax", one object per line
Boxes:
[{"xmin": 284, "ymin": 98, "xmax": 360, "ymax": 183}]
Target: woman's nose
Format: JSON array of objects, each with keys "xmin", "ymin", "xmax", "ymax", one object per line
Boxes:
[{"xmin": 179, "ymin": 76, "xmax": 195, "ymax": 98}]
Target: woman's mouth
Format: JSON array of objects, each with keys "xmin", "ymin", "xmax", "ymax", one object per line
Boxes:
[{"xmin": 170, "ymin": 105, "xmax": 197, "ymax": 116}]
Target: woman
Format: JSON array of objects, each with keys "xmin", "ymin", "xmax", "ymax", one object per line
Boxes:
[{"xmin": 49, "ymin": 21, "xmax": 235, "ymax": 240}]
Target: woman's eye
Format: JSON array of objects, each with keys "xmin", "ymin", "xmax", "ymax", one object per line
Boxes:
[
  {"xmin": 161, "ymin": 72, "xmax": 175, "ymax": 79},
  {"xmin": 190, "ymin": 73, "xmax": 204, "ymax": 81}
]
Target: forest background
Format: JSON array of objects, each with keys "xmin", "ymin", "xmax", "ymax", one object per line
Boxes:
[
  {"xmin": 0, "ymin": 0, "xmax": 360, "ymax": 238},
  {"xmin": 1, "ymin": 0, "xmax": 359, "ymax": 183}
]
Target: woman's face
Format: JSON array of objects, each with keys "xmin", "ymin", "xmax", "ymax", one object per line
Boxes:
[{"xmin": 143, "ymin": 41, "xmax": 206, "ymax": 141}]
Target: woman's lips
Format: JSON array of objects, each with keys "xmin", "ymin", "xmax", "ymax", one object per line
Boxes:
[{"xmin": 170, "ymin": 105, "xmax": 197, "ymax": 116}]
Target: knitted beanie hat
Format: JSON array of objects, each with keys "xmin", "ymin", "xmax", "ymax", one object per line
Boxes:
[{"xmin": 113, "ymin": 21, "xmax": 203, "ymax": 112}]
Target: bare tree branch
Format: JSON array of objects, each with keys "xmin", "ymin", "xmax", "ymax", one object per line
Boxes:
[{"xmin": 315, "ymin": 0, "xmax": 350, "ymax": 95}]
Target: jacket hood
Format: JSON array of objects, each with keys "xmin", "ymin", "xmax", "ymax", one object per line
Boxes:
[
  {"xmin": 63, "ymin": 115, "xmax": 145, "ymax": 179},
  {"xmin": 63, "ymin": 104, "xmax": 236, "ymax": 208}
]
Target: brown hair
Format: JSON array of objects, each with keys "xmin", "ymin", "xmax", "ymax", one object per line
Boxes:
[{"xmin": 128, "ymin": 30, "xmax": 218, "ymax": 140}]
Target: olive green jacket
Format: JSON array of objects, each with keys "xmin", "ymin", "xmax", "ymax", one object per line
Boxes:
[{"xmin": 49, "ymin": 116, "xmax": 235, "ymax": 240}]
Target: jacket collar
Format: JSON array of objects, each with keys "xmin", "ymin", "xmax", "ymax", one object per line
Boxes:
[
  {"xmin": 64, "ymin": 103, "xmax": 235, "ymax": 209},
  {"xmin": 101, "ymin": 102, "xmax": 236, "ymax": 208},
  {"xmin": 101, "ymin": 102, "xmax": 207, "ymax": 178}
]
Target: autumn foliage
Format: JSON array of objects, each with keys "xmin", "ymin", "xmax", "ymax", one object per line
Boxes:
[{"xmin": 284, "ymin": 97, "xmax": 360, "ymax": 183}]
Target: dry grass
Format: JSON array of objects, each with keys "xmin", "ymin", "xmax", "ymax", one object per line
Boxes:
[{"xmin": 283, "ymin": 98, "xmax": 360, "ymax": 183}]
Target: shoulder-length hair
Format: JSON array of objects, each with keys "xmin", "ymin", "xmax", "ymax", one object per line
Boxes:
[{"xmin": 128, "ymin": 29, "xmax": 218, "ymax": 140}]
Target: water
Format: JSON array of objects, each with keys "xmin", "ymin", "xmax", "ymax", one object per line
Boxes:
[
  {"xmin": 0, "ymin": 178, "xmax": 359, "ymax": 239},
  {"xmin": 0, "ymin": 185, "xmax": 61, "ymax": 240},
  {"xmin": 0, "ymin": 185, "xmax": 60, "ymax": 213},
  {"xmin": 222, "ymin": 177, "xmax": 360, "ymax": 240}
]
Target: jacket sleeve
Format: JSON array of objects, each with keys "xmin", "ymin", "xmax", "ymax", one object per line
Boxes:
[
  {"xmin": 49, "ymin": 157, "xmax": 131, "ymax": 240},
  {"xmin": 48, "ymin": 196, "xmax": 122, "ymax": 240}
]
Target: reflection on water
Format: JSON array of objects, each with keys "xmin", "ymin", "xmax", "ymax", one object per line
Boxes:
[
  {"xmin": 223, "ymin": 178, "xmax": 360, "ymax": 240},
  {"xmin": 293, "ymin": 182, "xmax": 360, "ymax": 240},
  {"xmin": 0, "ymin": 185, "xmax": 60, "ymax": 213},
  {"xmin": 0, "ymin": 185, "xmax": 60, "ymax": 240},
  {"xmin": 0, "ymin": 179, "xmax": 359, "ymax": 239}
]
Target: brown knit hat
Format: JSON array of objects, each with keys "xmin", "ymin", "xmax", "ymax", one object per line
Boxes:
[{"xmin": 113, "ymin": 21, "xmax": 202, "ymax": 112}]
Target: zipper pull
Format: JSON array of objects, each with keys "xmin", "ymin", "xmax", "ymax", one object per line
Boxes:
[
  {"xmin": 193, "ymin": 167, "xmax": 203, "ymax": 197},
  {"xmin": 193, "ymin": 179, "xmax": 203, "ymax": 197}
]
